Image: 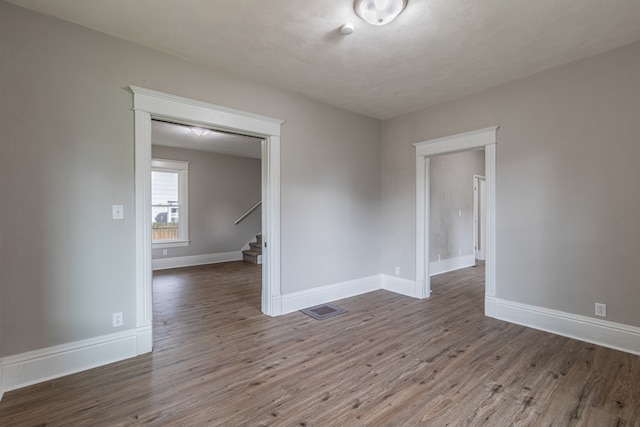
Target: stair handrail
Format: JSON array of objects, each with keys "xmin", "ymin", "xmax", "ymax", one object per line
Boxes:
[{"xmin": 234, "ymin": 201, "xmax": 262, "ymax": 225}]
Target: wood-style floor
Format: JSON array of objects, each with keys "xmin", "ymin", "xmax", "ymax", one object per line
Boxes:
[{"xmin": 1, "ymin": 261, "xmax": 639, "ymax": 426}]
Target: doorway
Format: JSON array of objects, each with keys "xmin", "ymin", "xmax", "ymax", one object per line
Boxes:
[
  {"xmin": 150, "ymin": 120, "xmax": 263, "ymax": 270},
  {"xmin": 131, "ymin": 86, "xmax": 283, "ymax": 355},
  {"xmin": 428, "ymin": 150, "xmax": 485, "ymax": 277},
  {"xmin": 413, "ymin": 126, "xmax": 497, "ymax": 317}
]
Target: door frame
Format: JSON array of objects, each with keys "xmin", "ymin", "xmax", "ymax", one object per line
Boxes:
[
  {"xmin": 130, "ymin": 86, "xmax": 283, "ymax": 354},
  {"xmin": 473, "ymin": 174, "xmax": 486, "ymax": 260},
  {"xmin": 413, "ymin": 126, "xmax": 498, "ymax": 317}
]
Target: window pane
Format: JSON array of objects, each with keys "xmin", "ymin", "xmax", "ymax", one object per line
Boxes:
[
  {"xmin": 151, "ymin": 171, "xmax": 178, "ymax": 205},
  {"xmin": 152, "ymin": 170, "xmax": 180, "ymax": 241},
  {"xmin": 152, "ymin": 208, "xmax": 179, "ymax": 240}
]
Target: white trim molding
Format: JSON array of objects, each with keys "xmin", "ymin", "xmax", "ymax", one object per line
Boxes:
[
  {"xmin": 472, "ymin": 174, "xmax": 486, "ymax": 260},
  {"xmin": 5, "ymin": 283, "xmax": 639, "ymax": 395},
  {"xmin": 485, "ymin": 296, "xmax": 497, "ymax": 318},
  {"xmin": 136, "ymin": 325, "xmax": 152, "ymax": 355},
  {"xmin": 281, "ymin": 275, "xmax": 381, "ymax": 315},
  {"xmin": 130, "ymin": 87, "xmax": 284, "ymax": 345},
  {"xmin": 414, "ymin": 127, "xmax": 498, "ymax": 157},
  {"xmin": 281, "ymin": 274, "xmax": 431, "ymax": 315},
  {"xmin": 152, "ymin": 252, "xmax": 243, "ymax": 270},
  {"xmin": 495, "ymin": 298, "xmax": 640, "ymax": 356},
  {"xmin": 413, "ymin": 126, "xmax": 498, "ymax": 316},
  {"xmin": 429, "ymin": 254, "xmax": 476, "ymax": 276},
  {"xmin": 382, "ymin": 275, "xmax": 421, "ymax": 298},
  {"xmin": 1, "ymin": 330, "xmax": 138, "ymax": 392}
]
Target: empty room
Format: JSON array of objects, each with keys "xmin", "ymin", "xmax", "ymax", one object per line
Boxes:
[{"xmin": 1, "ymin": 0, "xmax": 640, "ymax": 425}]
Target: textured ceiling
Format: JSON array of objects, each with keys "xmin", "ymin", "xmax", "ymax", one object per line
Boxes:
[
  {"xmin": 8, "ymin": 0, "xmax": 640, "ymax": 119},
  {"xmin": 152, "ymin": 121, "xmax": 262, "ymax": 159}
]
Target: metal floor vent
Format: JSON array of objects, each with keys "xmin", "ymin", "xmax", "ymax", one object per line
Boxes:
[{"xmin": 300, "ymin": 303, "xmax": 347, "ymax": 320}]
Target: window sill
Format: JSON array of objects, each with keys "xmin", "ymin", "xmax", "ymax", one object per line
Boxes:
[{"xmin": 152, "ymin": 240, "xmax": 190, "ymax": 249}]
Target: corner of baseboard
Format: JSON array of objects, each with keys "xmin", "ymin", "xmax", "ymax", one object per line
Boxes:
[
  {"xmin": 270, "ymin": 295, "xmax": 283, "ymax": 317},
  {"xmin": 280, "ymin": 275, "xmax": 381, "ymax": 315},
  {"xmin": 382, "ymin": 274, "xmax": 421, "ymax": 298},
  {"xmin": 136, "ymin": 325, "xmax": 153, "ymax": 355},
  {"xmin": 485, "ymin": 295, "xmax": 497, "ymax": 318}
]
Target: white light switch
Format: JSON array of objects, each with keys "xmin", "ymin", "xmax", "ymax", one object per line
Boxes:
[{"xmin": 112, "ymin": 205, "xmax": 124, "ymax": 220}]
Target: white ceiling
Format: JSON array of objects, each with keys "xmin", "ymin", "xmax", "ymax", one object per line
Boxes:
[
  {"xmin": 152, "ymin": 120, "xmax": 262, "ymax": 159},
  {"xmin": 9, "ymin": 0, "xmax": 640, "ymax": 119}
]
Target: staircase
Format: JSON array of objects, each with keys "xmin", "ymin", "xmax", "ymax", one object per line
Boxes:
[{"xmin": 242, "ymin": 234, "xmax": 262, "ymax": 264}]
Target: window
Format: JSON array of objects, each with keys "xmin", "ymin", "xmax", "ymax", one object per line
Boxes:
[{"xmin": 152, "ymin": 158, "xmax": 189, "ymax": 248}]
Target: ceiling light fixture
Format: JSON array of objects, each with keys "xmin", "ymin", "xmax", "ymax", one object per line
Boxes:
[
  {"xmin": 190, "ymin": 127, "xmax": 210, "ymax": 137},
  {"xmin": 354, "ymin": 0, "xmax": 408, "ymax": 26}
]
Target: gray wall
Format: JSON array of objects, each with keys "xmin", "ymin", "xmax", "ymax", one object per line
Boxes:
[
  {"xmin": 151, "ymin": 146, "xmax": 262, "ymax": 259},
  {"xmin": 0, "ymin": 2, "xmax": 381, "ymax": 356},
  {"xmin": 430, "ymin": 150, "xmax": 485, "ymax": 262},
  {"xmin": 382, "ymin": 41, "xmax": 640, "ymax": 327}
]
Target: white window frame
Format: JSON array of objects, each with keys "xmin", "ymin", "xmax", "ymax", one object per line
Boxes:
[{"xmin": 151, "ymin": 158, "xmax": 190, "ymax": 249}]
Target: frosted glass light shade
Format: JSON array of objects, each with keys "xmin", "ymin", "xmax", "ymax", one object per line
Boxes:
[
  {"xmin": 190, "ymin": 127, "xmax": 210, "ymax": 137},
  {"xmin": 354, "ymin": 0, "xmax": 408, "ymax": 26}
]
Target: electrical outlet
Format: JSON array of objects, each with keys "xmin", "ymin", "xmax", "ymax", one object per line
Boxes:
[
  {"xmin": 112, "ymin": 312, "xmax": 123, "ymax": 327},
  {"xmin": 394, "ymin": 266, "xmax": 400, "ymax": 276},
  {"xmin": 162, "ymin": 249, "xmax": 168, "ymax": 256},
  {"xmin": 595, "ymin": 303, "xmax": 606, "ymax": 318}
]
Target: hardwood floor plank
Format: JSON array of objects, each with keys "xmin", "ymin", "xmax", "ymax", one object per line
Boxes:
[{"xmin": 1, "ymin": 261, "xmax": 639, "ymax": 426}]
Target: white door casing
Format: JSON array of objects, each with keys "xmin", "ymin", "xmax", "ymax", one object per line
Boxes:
[
  {"xmin": 414, "ymin": 127, "xmax": 497, "ymax": 317},
  {"xmin": 131, "ymin": 86, "xmax": 283, "ymax": 355},
  {"xmin": 473, "ymin": 175, "xmax": 486, "ymax": 260}
]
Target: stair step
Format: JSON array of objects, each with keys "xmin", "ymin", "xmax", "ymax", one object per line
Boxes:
[
  {"xmin": 243, "ymin": 234, "xmax": 263, "ymax": 264},
  {"xmin": 242, "ymin": 250, "xmax": 262, "ymax": 265}
]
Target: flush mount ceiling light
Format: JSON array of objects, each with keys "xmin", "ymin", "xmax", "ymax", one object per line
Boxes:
[
  {"xmin": 190, "ymin": 127, "xmax": 210, "ymax": 137},
  {"xmin": 354, "ymin": 0, "xmax": 408, "ymax": 26}
]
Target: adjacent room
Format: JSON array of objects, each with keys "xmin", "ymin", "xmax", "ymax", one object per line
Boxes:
[{"xmin": 2, "ymin": 0, "xmax": 640, "ymax": 424}]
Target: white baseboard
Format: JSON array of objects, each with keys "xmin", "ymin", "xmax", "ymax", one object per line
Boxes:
[
  {"xmin": 9, "ymin": 279, "xmax": 638, "ymax": 398},
  {"xmin": 485, "ymin": 295, "xmax": 497, "ymax": 318},
  {"xmin": 152, "ymin": 251, "xmax": 242, "ymax": 270},
  {"xmin": 429, "ymin": 254, "xmax": 476, "ymax": 276},
  {"xmin": 270, "ymin": 294, "xmax": 283, "ymax": 317},
  {"xmin": 382, "ymin": 275, "xmax": 420, "ymax": 298},
  {"xmin": 280, "ymin": 275, "xmax": 382, "ymax": 315},
  {"xmin": 136, "ymin": 324, "xmax": 153, "ymax": 355},
  {"xmin": 1, "ymin": 329, "xmax": 141, "ymax": 393},
  {"xmin": 495, "ymin": 298, "xmax": 640, "ymax": 356}
]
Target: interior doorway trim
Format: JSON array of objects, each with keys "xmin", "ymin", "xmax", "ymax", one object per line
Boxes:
[
  {"xmin": 130, "ymin": 86, "xmax": 283, "ymax": 354},
  {"xmin": 473, "ymin": 174, "xmax": 486, "ymax": 261},
  {"xmin": 413, "ymin": 126, "xmax": 497, "ymax": 317}
]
